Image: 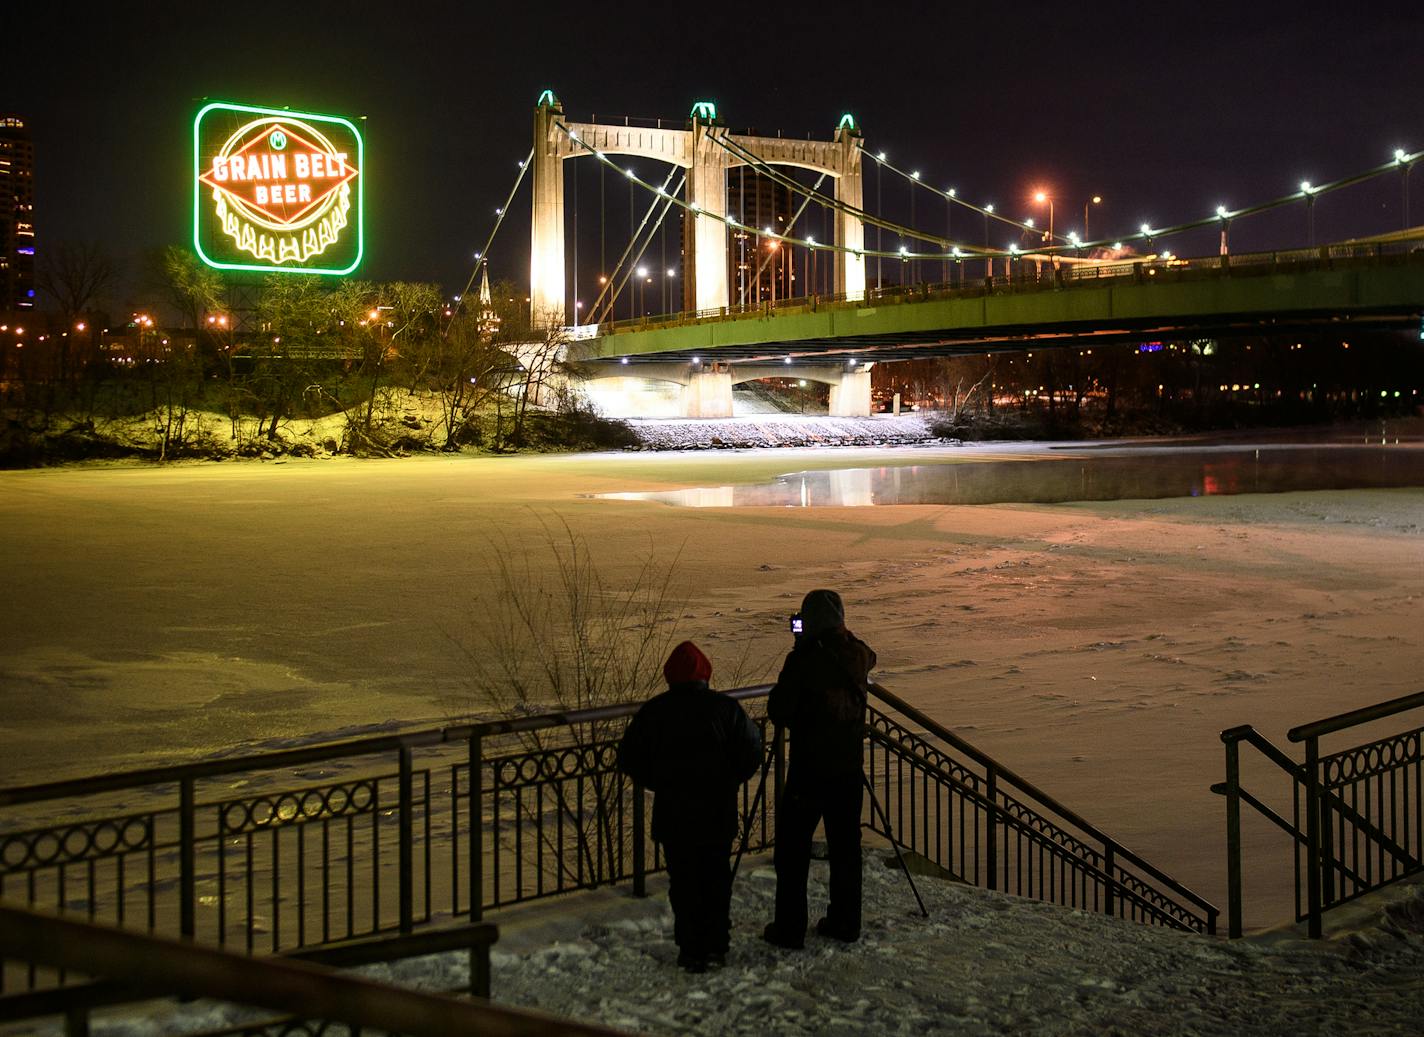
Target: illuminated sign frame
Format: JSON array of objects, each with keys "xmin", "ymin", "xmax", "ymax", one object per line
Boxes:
[{"xmin": 192, "ymin": 100, "xmax": 364, "ymax": 276}]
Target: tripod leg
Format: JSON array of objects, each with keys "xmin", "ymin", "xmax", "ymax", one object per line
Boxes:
[
  {"xmin": 731, "ymin": 748, "xmax": 773, "ymax": 883},
  {"xmin": 862, "ymin": 773, "xmax": 929, "ymax": 918}
]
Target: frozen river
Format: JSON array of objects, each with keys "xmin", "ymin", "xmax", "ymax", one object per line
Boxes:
[{"xmin": 2, "ymin": 438, "xmax": 1422, "ymax": 928}]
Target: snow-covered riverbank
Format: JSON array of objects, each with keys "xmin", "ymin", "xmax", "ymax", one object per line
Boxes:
[{"xmin": 81, "ymin": 846, "xmax": 1424, "ymax": 1037}]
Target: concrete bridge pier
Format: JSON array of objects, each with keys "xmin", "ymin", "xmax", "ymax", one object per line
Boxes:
[
  {"xmin": 828, "ymin": 365, "xmax": 873, "ymax": 416},
  {"xmin": 683, "ymin": 364, "xmax": 733, "ymax": 418}
]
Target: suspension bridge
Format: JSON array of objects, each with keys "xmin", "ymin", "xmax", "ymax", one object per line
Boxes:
[{"xmin": 455, "ymin": 92, "xmax": 1424, "ymax": 418}]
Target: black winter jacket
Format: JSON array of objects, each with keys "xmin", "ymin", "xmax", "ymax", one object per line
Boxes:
[
  {"xmin": 616, "ymin": 681, "xmax": 763, "ymax": 845},
  {"xmin": 768, "ymin": 629, "xmax": 876, "ymax": 782}
]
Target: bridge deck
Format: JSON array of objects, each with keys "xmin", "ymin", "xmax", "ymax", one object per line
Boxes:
[{"xmin": 571, "ymin": 242, "xmax": 1424, "ymax": 367}]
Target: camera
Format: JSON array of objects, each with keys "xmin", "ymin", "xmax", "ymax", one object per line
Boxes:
[{"xmin": 789, "ymin": 614, "xmax": 804, "ymax": 635}]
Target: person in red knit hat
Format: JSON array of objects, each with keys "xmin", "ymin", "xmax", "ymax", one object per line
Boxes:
[{"xmin": 617, "ymin": 640, "xmax": 763, "ymax": 973}]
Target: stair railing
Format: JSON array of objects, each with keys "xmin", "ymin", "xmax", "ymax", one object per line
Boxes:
[{"xmin": 1215, "ymin": 690, "xmax": 1424, "ymax": 937}]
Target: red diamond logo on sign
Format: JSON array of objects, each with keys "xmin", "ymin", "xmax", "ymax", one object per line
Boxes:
[{"xmin": 199, "ymin": 120, "xmax": 356, "ymax": 229}]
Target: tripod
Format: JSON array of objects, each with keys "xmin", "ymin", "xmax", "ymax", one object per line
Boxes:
[
  {"xmin": 730, "ymin": 731, "xmax": 928, "ymax": 919},
  {"xmin": 863, "ymin": 770, "xmax": 928, "ymax": 918}
]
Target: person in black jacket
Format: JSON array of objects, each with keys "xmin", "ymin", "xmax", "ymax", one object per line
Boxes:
[
  {"xmin": 763, "ymin": 589, "xmax": 876, "ymax": 949},
  {"xmin": 617, "ymin": 640, "xmax": 763, "ymax": 973}
]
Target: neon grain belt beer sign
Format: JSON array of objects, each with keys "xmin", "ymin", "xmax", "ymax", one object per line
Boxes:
[{"xmin": 193, "ymin": 101, "xmax": 363, "ymax": 275}]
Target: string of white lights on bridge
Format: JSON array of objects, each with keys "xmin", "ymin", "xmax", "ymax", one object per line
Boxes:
[
  {"xmin": 860, "ymin": 145, "xmax": 1071, "ymax": 244},
  {"xmin": 862, "ymin": 141, "xmax": 1424, "ymax": 257},
  {"xmin": 445, "ymin": 109, "xmax": 1423, "ymax": 323}
]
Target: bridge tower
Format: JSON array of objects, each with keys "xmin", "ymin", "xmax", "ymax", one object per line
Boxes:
[
  {"xmin": 528, "ymin": 93, "xmax": 866, "ymax": 328},
  {"xmin": 832, "ymin": 115, "xmax": 865, "ymax": 301},
  {"xmin": 683, "ymin": 108, "xmax": 729, "ymax": 315},
  {"xmin": 529, "ymin": 93, "xmax": 567, "ymax": 327}
]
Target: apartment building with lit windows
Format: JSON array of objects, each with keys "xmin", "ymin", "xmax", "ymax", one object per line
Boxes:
[{"xmin": 0, "ymin": 115, "xmax": 36, "ymax": 315}]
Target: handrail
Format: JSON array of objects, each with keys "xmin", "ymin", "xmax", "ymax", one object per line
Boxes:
[
  {"xmin": 0, "ymin": 922, "xmax": 502, "ymax": 1023},
  {"xmin": 1221, "ymin": 724, "xmax": 1302, "ymax": 776},
  {"xmin": 0, "ymin": 905, "xmax": 623, "ymax": 1037},
  {"xmin": 0, "ymin": 687, "xmax": 774, "ymax": 808},
  {"xmin": 865, "ymin": 725, "xmax": 1191, "ymax": 926},
  {"xmin": 869, "ymin": 683, "xmax": 1218, "ymax": 915},
  {"xmin": 1288, "ymin": 689, "xmax": 1424, "ymax": 742},
  {"xmin": 1222, "ymin": 700, "xmax": 1424, "ymax": 939},
  {"xmin": 0, "ymin": 680, "xmax": 1214, "ymax": 947}
]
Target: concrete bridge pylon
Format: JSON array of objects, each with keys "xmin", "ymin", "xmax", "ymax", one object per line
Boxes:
[{"xmin": 529, "ymin": 93, "xmax": 865, "ymax": 328}]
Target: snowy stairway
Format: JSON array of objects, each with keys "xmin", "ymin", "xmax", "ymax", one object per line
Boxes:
[{"xmin": 863, "ymin": 683, "xmax": 1219, "ymax": 933}]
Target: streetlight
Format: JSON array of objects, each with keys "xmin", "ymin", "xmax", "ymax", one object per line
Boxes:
[
  {"xmin": 1083, "ymin": 195, "xmax": 1102, "ymax": 240},
  {"xmin": 1396, "ymin": 148, "xmax": 1414, "ymax": 229},
  {"xmin": 636, "ymin": 267, "xmax": 649, "ymax": 316},
  {"xmin": 1300, "ymin": 181, "xmax": 1317, "ymax": 246},
  {"xmin": 1216, "ymin": 205, "xmax": 1231, "ymax": 255},
  {"xmin": 1033, "ymin": 191, "xmax": 1054, "ymax": 241},
  {"xmin": 983, "ymin": 205, "xmax": 994, "ymax": 278}
]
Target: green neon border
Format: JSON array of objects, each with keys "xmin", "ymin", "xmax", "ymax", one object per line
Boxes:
[{"xmin": 193, "ymin": 100, "xmax": 364, "ymax": 277}]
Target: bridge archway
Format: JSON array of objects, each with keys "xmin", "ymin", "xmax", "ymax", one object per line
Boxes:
[
  {"xmin": 573, "ymin": 359, "xmax": 874, "ymax": 419},
  {"xmin": 531, "ymin": 94, "xmax": 864, "ymax": 326}
]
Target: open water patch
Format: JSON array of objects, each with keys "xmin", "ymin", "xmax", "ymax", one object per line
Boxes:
[{"xmin": 595, "ymin": 443, "xmax": 1424, "ymax": 508}]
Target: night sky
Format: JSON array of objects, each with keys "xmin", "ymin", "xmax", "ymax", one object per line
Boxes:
[{"xmin": 9, "ymin": 1, "xmax": 1424, "ymax": 303}]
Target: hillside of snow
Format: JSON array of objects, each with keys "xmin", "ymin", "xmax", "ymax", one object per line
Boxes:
[
  {"xmin": 475, "ymin": 847, "xmax": 1424, "ymax": 1036},
  {"xmin": 623, "ymin": 414, "xmax": 939, "ymax": 449}
]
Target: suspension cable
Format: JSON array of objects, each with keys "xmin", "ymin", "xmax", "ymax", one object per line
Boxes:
[
  {"xmin": 711, "ymin": 130, "xmax": 959, "ymax": 250},
  {"xmin": 864, "ymin": 140, "xmax": 1424, "ymax": 256},
  {"xmin": 1060, "ymin": 151, "xmax": 1423, "ymax": 254},
  {"xmin": 443, "ymin": 148, "xmax": 534, "ymax": 336},
  {"xmin": 559, "ymin": 119, "xmax": 1423, "ymax": 262},
  {"xmin": 741, "ymin": 173, "xmax": 827, "ymax": 305},
  {"xmin": 587, "ymin": 164, "xmax": 683, "ymax": 324},
  {"xmin": 556, "ymin": 121, "xmax": 987, "ymax": 262},
  {"xmin": 608, "ymin": 176, "xmax": 684, "ymax": 321},
  {"xmin": 861, "ymin": 145, "xmax": 1057, "ymax": 240}
]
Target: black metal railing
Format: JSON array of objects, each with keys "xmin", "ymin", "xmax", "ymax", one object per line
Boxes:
[
  {"xmin": 580, "ymin": 236, "xmax": 1424, "ymax": 339},
  {"xmin": 1, "ymin": 680, "xmax": 1217, "ymax": 1006},
  {"xmin": 0, "ymin": 904, "xmax": 619, "ymax": 1037},
  {"xmin": 866, "ymin": 685, "xmax": 1218, "ymax": 933},
  {"xmin": 1215, "ymin": 690, "xmax": 1424, "ymax": 937}
]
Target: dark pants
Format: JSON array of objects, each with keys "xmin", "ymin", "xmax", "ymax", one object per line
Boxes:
[
  {"xmin": 772, "ymin": 771, "xmax": 863, "ymax": 940},
  {"xmin": 662, "ymin": 839, "xmax": 733, "ymax": 959}
]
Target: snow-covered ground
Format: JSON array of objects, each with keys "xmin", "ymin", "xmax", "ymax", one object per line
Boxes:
[
  {"xmin": 1, "ymin": 441, "xmax": 1421, "ymax": 933},
  {"xmin": 79, "ymin": 846, "xmax": 1424, "ymax": 1037},
  {"xmin": 483, "ymin": 848, "xmax": 1424, "ymax": 1036},
  {"xmin": 623, "ymin": 414, "xmax": 937, "ymax": 450}
]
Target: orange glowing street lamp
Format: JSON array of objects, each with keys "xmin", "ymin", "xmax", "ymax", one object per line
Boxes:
[
  {"xmin": 1084, "ymin": 195, "xmax": 1103, "ymax": 240},
  {"xmin": 1033, "ymin": 191, "xmax": 1054, "ymax": 241}
]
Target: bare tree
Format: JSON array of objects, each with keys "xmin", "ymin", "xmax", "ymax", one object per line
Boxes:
[
  {"xmin": 342, "ymin": 281, "xmax": 442, "ymax": 444},
  {"xmin": 452, "ymin": 519, "xmax": 772, "ymax": 889},
  {"xmin": 456, "ymin": 520, "xmax": 686, "ymax": 885},
  {"xmin": 37, "ymin": 241, "xmax": 117, "ymax": 320},
  {"xmin": 408, "ymin": 309, "xmax": 506, "ymax": 450}
]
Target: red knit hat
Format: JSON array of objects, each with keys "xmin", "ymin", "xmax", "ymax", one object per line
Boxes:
[{"xmin": 663, "ymin": 641, "xmax": 713, "ymax": 685}]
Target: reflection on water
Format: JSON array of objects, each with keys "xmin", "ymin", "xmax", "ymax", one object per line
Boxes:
[{"xmin": 598, "ymin": 445, "xmax": 1424, "ymax": 508}]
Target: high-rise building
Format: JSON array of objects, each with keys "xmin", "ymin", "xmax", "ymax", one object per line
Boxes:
[
  {"xmin": 0, "ymin": 115, "xmax": 36, "ymax": 316},
  {"xmin": 727, "ymin": 170, "xmax": 796, "ymax": 305}
]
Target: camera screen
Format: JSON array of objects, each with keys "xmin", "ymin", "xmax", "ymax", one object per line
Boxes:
[{"xmin": 790, "ymin": 615, "xmax": 804, "ymax": 635}]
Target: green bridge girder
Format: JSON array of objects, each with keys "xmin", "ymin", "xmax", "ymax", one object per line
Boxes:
[{"xmin": 572, "ymin": 251, "xmax": 1424, "ymax": 367}]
